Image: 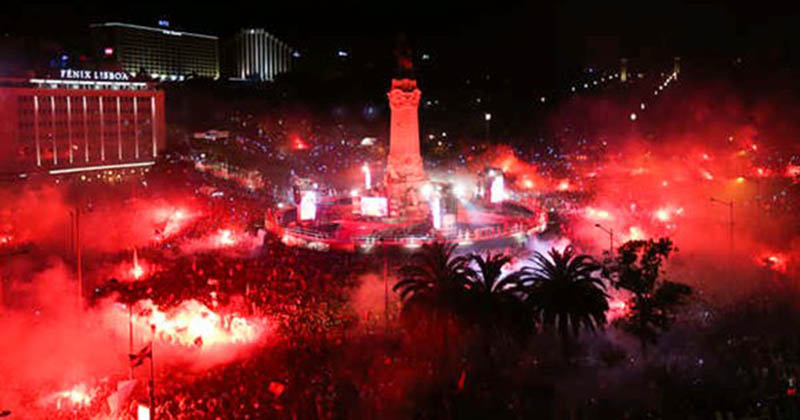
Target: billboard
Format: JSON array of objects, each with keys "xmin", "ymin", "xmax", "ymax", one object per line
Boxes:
[
  {"xmin": 299, "ymin": 191, "xmax": 317, "ymax": 221},
  {"xmin": 360, "ymin": 196, "xmax": 388, "ymax": 217},
  {"xmin": 490, "ymin": 175, "xmax": 505, "ymax": 203}
]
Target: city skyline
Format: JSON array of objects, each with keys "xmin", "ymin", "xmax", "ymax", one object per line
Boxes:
[{"xmin": 4, "ymin": 2, "xmax": 800, "ymax": 86}]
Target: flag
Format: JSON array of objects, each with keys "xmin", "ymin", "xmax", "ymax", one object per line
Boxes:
[
  {"xmin": 129, "ymin": 343, "xmax": 152, "ymax": 368},
  {"xmin": 107, "ymin": 379, "xmax": 137, "ymax": 413}
]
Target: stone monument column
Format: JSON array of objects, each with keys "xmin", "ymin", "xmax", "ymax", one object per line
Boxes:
[{"xmin": 385, "ymin": 79, "xmax": 427, "ymax": 218}]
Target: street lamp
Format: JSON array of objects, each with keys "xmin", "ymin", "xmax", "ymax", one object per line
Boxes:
[
  {"xmin": 484, "ymin": 113, "xmax": 491, "ymax": 142},
  {"xmin": 380, "ymin": 237, "xmax": 389, "ymax": 333},
  {"xmin": 710, "ymin": 197, "xmax": 734, "ymax": 261},
  {"xmin": 594, "ymin": 223, "xmax": 614, "ymax": 256}
]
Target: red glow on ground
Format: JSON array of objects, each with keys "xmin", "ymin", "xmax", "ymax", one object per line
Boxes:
[
  {"xmin": 756, "ymin": 251, "xmax": 789, "ymax": 274},
  {"xmin": 131, "ymin": 263, "xmax": 144, "ymax": 280},
  {"xmin": 607, "ymin": 297, "xmax": 630, "ymax": 321},
  {"xmin": 585, "ymin": 207, "xmax": 613, "ymax": 221},
  {"xmin": 215, "ymin": 229, "xmax": 236, "ymax": 246},
  {"xmin": 152, "ymin": 206, "xmax": 198, "ymax": 242},
  {"xmin": 786, "ymin": 165, "xmax": 800, "ymax": 179},
  {"xmin": 116, "ymin": 256, "xmax": 157, "ymax": 282},
  {"xmin": 292, "ymin": 136, "xmax": 308, "ymax": 150},
  {"xmin": 44, "ymin": 383, "xmax": 95, "ymax": 409},
  {"xmin": 654, "ymin": 208, "xmax": 671, "ymax": 222},
  {"xmin": 129, "ymin": 299, "xmax": 267, "ymax": 348},
  {"xmin": 627, "ymin": 226, "xmax": 645, "ymax": 241}
]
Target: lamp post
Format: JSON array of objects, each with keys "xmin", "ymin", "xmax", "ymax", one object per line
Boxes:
[
  {"xmin": 381, "ymin": 237, "xmax": 389, "ymax": 333},
  {"xmin": 710, "ymin": 197, "xmax": 734, "ymax": 260},
  {"xmin": 594, "ymin": 223, "xmax": 614, "ymax": 256},
  {"xmin": 484, "ymin": 112, "xmax": 491, "ymax": 142},
  {"xmin": 70, "ymin": 207, "xmax": 82, "ymax": 310},
  {"xmin": 150, "ymin": 324, "xmax": 156, "ymax": 420}
]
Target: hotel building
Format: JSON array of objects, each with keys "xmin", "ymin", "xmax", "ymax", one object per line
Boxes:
[{"xmin": 0, "ymin": 69, "xmax": 166, "ymax": 175}]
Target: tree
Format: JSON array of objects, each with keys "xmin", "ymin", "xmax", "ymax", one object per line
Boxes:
[
  {"xmin": 516, "ymin": 246, "xmax": 609, "ymax": 361},
  {"xmin": 603, "ymin": 238, "xmax": 692, "ymax": 354},
  {"xmin": 393, "ymin": 242, "xmax": 474, "ymax": 331},
  {"xmin": 464, "ymin": 251, "xmax": 531, "ymax": 341}
]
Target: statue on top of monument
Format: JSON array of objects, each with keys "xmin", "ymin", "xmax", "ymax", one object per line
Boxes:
[{"xmin": 393, "ymin": 33, "xmax": 414, "ymax": 79}]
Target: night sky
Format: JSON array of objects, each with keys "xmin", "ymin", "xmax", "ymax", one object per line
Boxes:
[{"xmin": 3, "ymin": 2, "xmax": 800, "ymax": 86}]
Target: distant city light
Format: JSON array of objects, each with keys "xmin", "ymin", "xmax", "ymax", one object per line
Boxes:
[
  {"xmin": 484, "ymin": 113, "xmax": 492, "ymax": 121},
  {"xmin": 292, "ymin": 51, "xmax": 301, "ymax": 58},
  {"xmin": 630, "ymin": 113, "xmax": 637, "ymax": 121},
  {"xmin": 640, "ymin": 102, "xmax": 646, "ymax": 110},
  {"xmin": 421, "ymin": 53, "xmax": 430, "ymax": 60},
  {"xmin": 337, "ymin": 50, "xmax": 348, "ymax": 57},
  {"xmin": 158, "ymin": 20, "xmax": 170, "ymax": 27},
  {"xmin": 104, "ymin": 47, "xmax": 114, "ymax": 56},
  {"xmin": 539, "ymin": 96, "xmax": 546, "ymax": 103}
]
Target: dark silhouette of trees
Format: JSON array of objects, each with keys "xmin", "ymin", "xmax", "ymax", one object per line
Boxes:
[
  {"xmin": 463, "ymin": 251, "xmax": 532, "ymax": 343},
  {"xmin": 515, "ymin": 246, "xmax": 609, "ymax": 360},
  {"xmin": 393, "ymin": 242, "xmax": 474, "ymax": 345},
  {"xmin": 394, "ymin": 243, "xmax": 612, "ymax": 362},
  {"xmin": 602, "ymin": 238, "xmax": 692, "ymax": 354}
]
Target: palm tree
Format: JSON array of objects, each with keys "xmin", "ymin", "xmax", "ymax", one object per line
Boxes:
[
  {"xmin": 393, "ymin": 242, "xmax": 474, "ymax": 329},
  {"xmin": 464, "ymin": 252, "xmax": 530, "ymax": 337},
  {"xmin": 466, "ymin": 252, "xmax": 519, "ymax": 295},
  {"xmin": 516, "ymin": 246, "xmax": 609, "ymax": 361}
]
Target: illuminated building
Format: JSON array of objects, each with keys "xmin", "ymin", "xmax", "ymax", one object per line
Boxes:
[
  {"xmin": 0, "ymin": 70, "xmax": 166, "ymax": 175},
  {"xmin": 90, "ymin": 22, "xmax": 219, "ymax": 80},
  {"xmin": 223, "ymin": 28, "xmax": 294, "ymax": 82}
]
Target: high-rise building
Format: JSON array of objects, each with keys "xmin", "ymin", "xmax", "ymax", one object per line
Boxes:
[
  {"xmin": 223, "ymin": 29, "xmax": 294, "ymax": 82},
  {"xmin": 89, "ymin": 22, "xmax": 219, "ymax": 80},
  {"xmin": 0, "ymin": 69, "xmax": 165, "ymax": 175}
]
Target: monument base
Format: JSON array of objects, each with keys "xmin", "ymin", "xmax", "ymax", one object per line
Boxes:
[{"xmin": 385, "ymin": 155, "xmax": 428, "ymax": 220}]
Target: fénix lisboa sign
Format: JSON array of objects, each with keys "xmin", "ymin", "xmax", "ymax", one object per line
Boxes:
[{"xmin": 60, "ymin": 69, "xmax": 131, "ymax": 81}]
